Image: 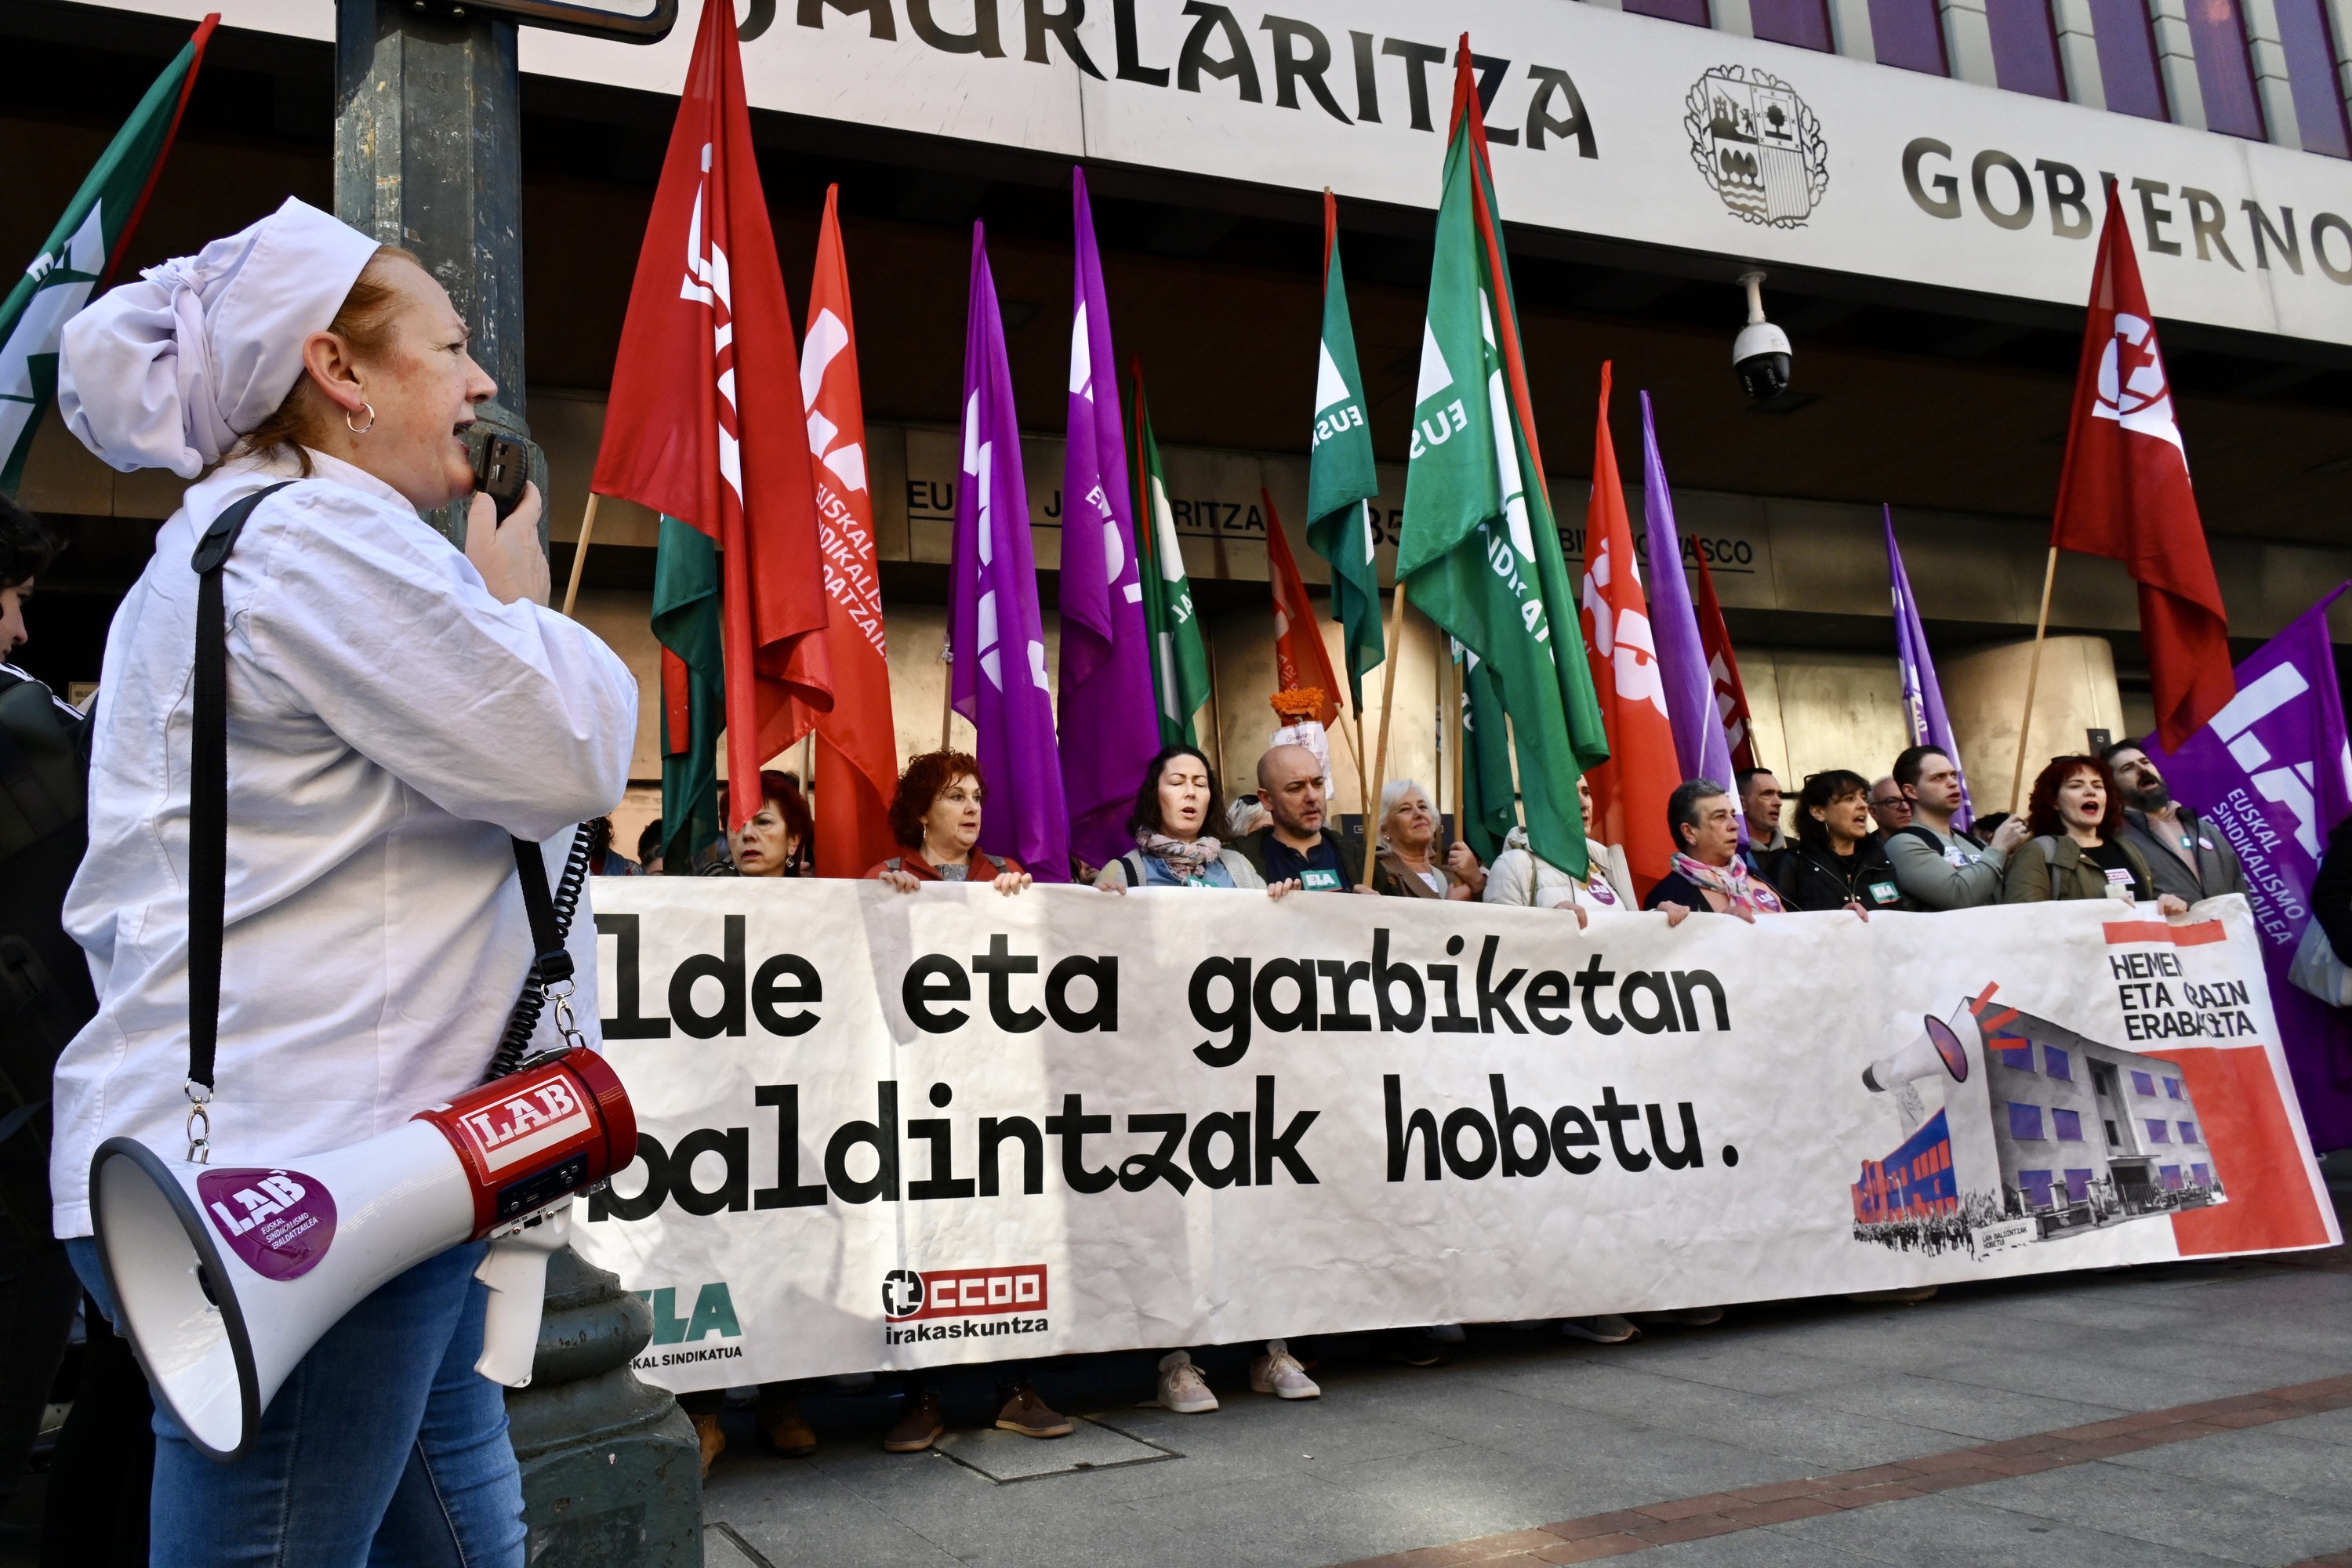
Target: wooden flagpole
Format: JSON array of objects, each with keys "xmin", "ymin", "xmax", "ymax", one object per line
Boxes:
[
  {"xmin": 1367, "ymin": 580, "xmax": 1408, "ymax": 848},
  {"xmin": 938, "ymin": 642, "xmax": 955, "ymax": 751},
  {"xmin": 559, "ymin": 493, "xmax": 600, "ymax": 618},
  {"xmin": 1449, "ymin": 646, "xmax": 1465, "ymax": 847},
  {"xmin": 2008, "ymin": 545, "xmax": 2061, "ymax": 813}
]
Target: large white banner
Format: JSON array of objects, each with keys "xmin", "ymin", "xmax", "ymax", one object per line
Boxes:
[
  {"xmin": 572, "ymin": 880, "xmax": 2338, "ymax": 1392},
  {"xmin": 93, "ymin": 0, "xmax": 2352, "ymax": 344}
]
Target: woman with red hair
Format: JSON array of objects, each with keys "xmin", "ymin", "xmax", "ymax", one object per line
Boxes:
[
  {"xmin": 868, "ymin": 750, "xmax": 1032, "ymax": 895},
  {"xmin": 724, "ymin": 770, "xmax": 813, "ymax": 877},
  {"xmin": 2002, "ymin": 755, "xmax": 2187, "ymax": 913}
]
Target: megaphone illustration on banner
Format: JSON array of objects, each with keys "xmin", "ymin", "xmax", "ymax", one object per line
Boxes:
[
  {"xmin": 1862, "ymin": 1015, "xmax": 1972, "ymax": 1093},
  {"xmin": 88, "ymin": 1048, "xmax": 634, "ymax": 1462}
]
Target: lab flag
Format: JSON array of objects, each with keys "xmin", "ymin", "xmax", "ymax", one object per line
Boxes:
[
  {"xmin": 1457, "ymin": 648, "xmax": 1517, "ymax": 866},
  {"xmin": 654, "ymin": 517, "xmax": 725, "ymax": 868},
  {"xmin": 1058, "ymin": 170, "xmax": 1162, "ymax": 868},
  {"xmin": 1693, "ymin": 547, "xmax": 1757, "ymax": 775},
  {"xmin": 952, "ymin": 227, "xmax": 1069, "ymax": 880},
  {"xmin": 1396, "ymin": 43, "xmax": 1609, "ymax": 880},
  {"xmin": 1579, "ymin": 364, "xmax": 1682, "ymax": 899},
  {"xmin": 1886, "ymin": 506, "xmax": 1973, "ymax": 833},
  {"xmin": 2051, "ymin": 183, "xmax": 2233, "ymax": 750},
  {"xmin": 2143, "ymin": 586, "xmax": 2352, "ymax": 1152},
  {"xmin": 797, "ymin": 187, "xmax": 898, "ymax": 877},
  {"xmin": 593, "ymin": 0, "xmax": 831, "ymax": 829},
  {"xmin": 1265, "ymin": 489, "xmax": 1341, "ymax": 727},
  {"xmin": 1127, "ymin": 364, "xmax": 1211, "ymax": 746},
  {"xmin": 0, "ymin": 13, "xmax": 216, "ymax": 492},
  {"xmin": 1639, "ymin": 393, "xmax": 1737, "ymax": 811},
  {"xmin": 1305, "ymin": 193, "xmax": 1383, "ymax": 718}
]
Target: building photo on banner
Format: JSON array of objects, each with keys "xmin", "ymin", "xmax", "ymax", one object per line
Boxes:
[{"xmin": 12, "ymin": 0, "xmax": 2352, "ymax": 1555}]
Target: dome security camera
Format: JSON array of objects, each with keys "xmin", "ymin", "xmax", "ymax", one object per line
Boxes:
[{"xmin": 1733, "ymin": 270, "xmax": 1791, "ymax": 404}]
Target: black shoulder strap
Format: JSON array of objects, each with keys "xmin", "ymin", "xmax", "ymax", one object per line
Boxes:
[
  {"xmin": 187, "ymin": 483, "xmax": 294, "ymax": 1097},
  {"xmin": 189, "ymin": 482, "xmax": 572, "ymax": 1104},
  {"xmin": 1894, "ymin": 824, "xmax": 1945, "ymax": 855}
]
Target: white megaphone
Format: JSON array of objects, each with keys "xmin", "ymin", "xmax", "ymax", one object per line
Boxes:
[
  {"xmin": 1862, "ymin": 1014, "xmax": 1972, "ymax": 1093},
  {"xmin": 89, "ymin": 1047, "xmax": 635, "ymax": 1462}
]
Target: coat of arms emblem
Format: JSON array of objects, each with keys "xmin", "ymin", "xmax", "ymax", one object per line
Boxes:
[{"xmin": 1686, "ymin": 66, "xmax": 1829, "ymax": 227}]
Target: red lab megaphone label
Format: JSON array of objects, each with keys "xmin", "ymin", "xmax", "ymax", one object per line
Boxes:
[
  {"xmin": 198, "ymin": 1167, "xmax": 337, "ymax": 1281},
  {"xmin": 447, "ymin": 1071, "xmax": 597, "ymax": 1174}
]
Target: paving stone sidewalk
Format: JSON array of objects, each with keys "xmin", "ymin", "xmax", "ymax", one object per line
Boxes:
[{"xmin": 700, "ymin": 1236, "xmax": 2352, "ymax": 1568}]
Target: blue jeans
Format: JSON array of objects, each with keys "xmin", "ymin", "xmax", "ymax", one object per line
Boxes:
[{"xmin": 68, "ymin": 1236, "xmax": 525, "ymax": 1568}]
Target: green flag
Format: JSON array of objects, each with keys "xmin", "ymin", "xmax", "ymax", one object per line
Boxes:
[
  {"xmin": 1457, "ymin": 647, "xmax": 1518, "ymax": 864},
  {"xmin": 1397, "ymin": 49, "xmax": 1608, "ymax": 878},
  {"xmin": 1127, "ymin": 363, "xmax": 1212, "ymax": 746},
  {"xmin": 0, "ymin": 16, "xmax": 215, "ymax": 492},
  {"xmin": 1304, "ymin": 220, "xmax": 1382, "ymax": 718},
  {"xmin": 652, "ymin": 514, "xmax": 725, "ymax": 869}
]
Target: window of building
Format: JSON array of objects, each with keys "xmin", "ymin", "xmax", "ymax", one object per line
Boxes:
[
  {"xmin": 2053, "ymin": 1108, "xmax": 2084, "ymax": 1141},
  {"xmin": 2104, "ymin": 1118, "xmax": 2121, "ymax": 1145},
  {"xmin": 1753, "ymin": 0, "xmax": 1836, "ymax": 49},
  {"xmin": 2063, "ymin": 1168, "xmax": 2095, "ymax": 1202},
  {"xmin": 2191, "ymin": 1162, "xmax": 2211, "ymax": 1184},
  {"xmin": 2131, "ymin": 1070, "xmax": 2158, "ymax": 1097},
  {"xmin": 1988, "ymin": 0, "xmax": 2069, "ymax": 96},
  {"xmin": 1996, "ymin": 1040, "xmax": 2036, "ymax": 1070},
  {"xmin": 2272, "ymin": 0, "xmax": 2352, "ymax": 156},
  {"xmin": 2017, "ymin": 1168, "xmax": 2057, "ymax": 1207},
  {"xmin": 2086, "ymin": 0, "xmax": 2172, "ymax": 118},
  {"xmin": 2187, "ymin": 0, "xmax": 2269, "ymax": 139},
  {"xmin": 2179, "ymin": 1120, "xmax": 2198, "ymax": 1143},
  {"xmin": 2009, "ymin": 1102, "xmax": 2046, "ymax": 1138},
  {"xmin": 1626, "ymin": 0, "xmax": 1713, "ymax": 26},
  {"xmin": 2145, "ymin": 1117, "xmax": 2172, "ymax": 1142},
  {"xmin": 2161, "ymin": 1164, "xmax": 2184, "ymax": 1191},
  {"xmin": 2164, "ymin": 1076, "xmax": 2183, "ymax": 1099},
  {"xmin": 1870, "ymin": 0, "xmax": 1951, "ymax": 72},
  {"xmin": 2044, "ymin": 1046, "xmax": 2072, "ymax": 1080}
]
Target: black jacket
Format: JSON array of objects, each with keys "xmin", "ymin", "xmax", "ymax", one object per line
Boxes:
[
  {"xmin": 1234, "ymin": 824, "xmax": 1364, "ymax": 890},
  {"xmin": 1775, "ymin": 837, "xmax": 1909, "ymax": 913}
]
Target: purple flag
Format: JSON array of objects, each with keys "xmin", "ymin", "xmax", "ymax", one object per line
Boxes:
[
  {"xmin": 1886, "ymin": 506, "xmax": 1973, "ymax": 833},
  {"xmin": 1639, "ymin": 394, "xmax": 1737, "ymax": 810},
  {"xmin": 1058, "ymin": 170, "xmax": 1160, "ymax": 868},
  {"xmin": 951, "ymin": 224, "xmax": 1070, "ymax": 881},
  {"xmin": 2143, "ymin": 585, "xmax": 2352, "ymax": 1152}
]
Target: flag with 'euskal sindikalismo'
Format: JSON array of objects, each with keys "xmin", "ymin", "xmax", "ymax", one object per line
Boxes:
[{"xmin": 1396, "ymin": 41, "xmax": 1608, "ymax": 878}]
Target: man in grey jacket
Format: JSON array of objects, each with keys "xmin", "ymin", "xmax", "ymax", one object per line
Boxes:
[
  {"xmin": 2103, "ymin": 742, "xmax": 2249, "ymax": 904},
  {"xmin": 1884, "ymin": 745, "xmax": 2031, "ymax": 909}
]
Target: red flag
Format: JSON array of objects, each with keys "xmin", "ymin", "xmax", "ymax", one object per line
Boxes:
[
  {"xmin": 2051, "ymin": 184, "xmax": 2234, "ymax": 749},
  {"xmin": 1692, "ymin": 546, "xmax": 1757, "ymax": 774},
  {"xmin": 792, "ymin": 187, "xmax": 899, "ymax": 875},
  {"xmin": 1578, "ymin": 363, "xmax": 1682, "ymax": 899},
  {"xmin": 1264, "ymin": 488, "xmax": 1342, "ymax": 727},
  {"xmin": 592, "ymin": 0, "xmax": 830, "ymax": 830}
]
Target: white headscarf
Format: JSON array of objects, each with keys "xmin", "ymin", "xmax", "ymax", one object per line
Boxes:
[{"xmin": 57, "ymin": 198, "xmax": 382, "ymax": 477}]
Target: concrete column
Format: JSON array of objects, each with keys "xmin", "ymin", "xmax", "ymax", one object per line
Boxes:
[
  {"xmin": 1827, "ymin": 0, "xmax": 1878, "ymax": 60},
  {"xmin": 1941, "ymin": 637, "xmax": 2126, "ymax": 818},
  {"xmin": 1939, "ymin": 0, "xmax": 2002, "ymax": 85},
  {"xmin": 2050, "ymin": 0, "xmax": 2109, "ymax": 107},
  {"xmin": 2146, "ymin": 0, "xmax": 2210, "ymax": 129},
  {"xmin": 335, "ymin": 0, "xmax": 542, "ymax": 546},
  {"xmin": 2237, "ymin": 0, "xmax": 2304, "ymax": 146},
  {"xmin": 1711, "ymin": 0, "xmax": 1759, "ymax": 38}
]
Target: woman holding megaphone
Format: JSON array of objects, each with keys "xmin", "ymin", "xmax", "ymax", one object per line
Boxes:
[{"xmin": 48, "ymin": 199, "xmax": 637, "ymax": 1566}]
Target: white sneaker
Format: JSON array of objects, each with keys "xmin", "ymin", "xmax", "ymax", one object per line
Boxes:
[
  {"xmin": 1560, "ymin": 1314, "xmax": 1640, "ymax": 1344},
  {"xmin": 1250, "ymin": 1339, "xmax": 1321, "ymax": 1399},
  {"xmin": 1156, "ymin": 1351, "xmax": 1219, "ymax": 1414}
]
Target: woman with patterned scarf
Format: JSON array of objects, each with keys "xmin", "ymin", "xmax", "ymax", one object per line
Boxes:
[
  {"xmin": 1642, "ymin": 779, "xmax": 1788, "ymax": 920},
  {"xmin": 1094, "ymin": 744, "xmax": 1280, "ymax": 893}
]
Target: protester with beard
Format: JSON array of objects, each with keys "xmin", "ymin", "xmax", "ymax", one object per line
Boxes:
[
  {"xmin": 1776, "ymin": 770, "xmax": 1907, "ymax": 913},
  {"xmin": 1233, "ymin": 743, "xmax": 1374, "ymax": 895},
  {"xmin": 2102, "ymin": 742, "xmax": 2248, "ymax": 904}
]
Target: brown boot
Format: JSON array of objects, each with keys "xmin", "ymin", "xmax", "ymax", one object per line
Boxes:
[
  {"xmin": 760, "ymin": 1396, "xmax": 817, "ymax": 1457},
  {"xmin": 691, "ymin": 1410, "xmax": 726, "ymax": 1478},
  {"xmin": 994, "ymin": 1381, "xmax": 1073, "ymax": 1439},
  {"xmin": 884, "ymin": 1387, "xmax": 945, "ymax": 1453}
]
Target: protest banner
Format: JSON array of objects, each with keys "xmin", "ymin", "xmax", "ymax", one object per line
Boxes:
[{"xmin": 573, "ymin": 882, "xmax": 2339, "ymax": 1392}]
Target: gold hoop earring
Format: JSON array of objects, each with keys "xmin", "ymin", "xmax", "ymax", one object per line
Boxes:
[{"xmin": 347, "ymin": 401, "xmax": 376, "ymax": 435}]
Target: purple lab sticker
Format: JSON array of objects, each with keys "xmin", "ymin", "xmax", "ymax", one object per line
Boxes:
[{"xmin": 197, "ymin": 1168, "xmax": 336, "ymax": 1281}]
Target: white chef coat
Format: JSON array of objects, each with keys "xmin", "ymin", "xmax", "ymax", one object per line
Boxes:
[{"xmin": 49, "ymin": 449, "xmax": 638, "ymax": 1237}]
